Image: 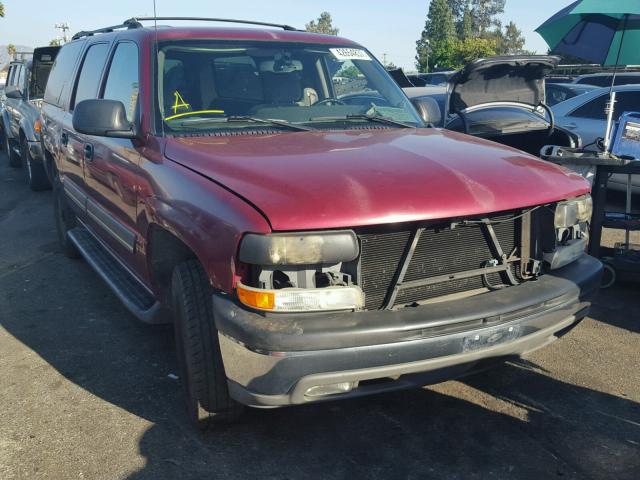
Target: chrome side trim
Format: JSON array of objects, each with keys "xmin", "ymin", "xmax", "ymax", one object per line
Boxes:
[
  {"xmin": 86, "ymin": 198, "xmax": 137, "ymax": 254},
  {"xmin": 63, "ymin": 179, "xmax": 87, "ymax": 211}
]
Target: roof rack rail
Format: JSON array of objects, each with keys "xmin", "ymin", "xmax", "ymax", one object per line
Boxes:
[
  {"xmin": 131, "ymin": 17, "xmax": 298, "ymax": 31},
  {"xmin": 72, "ymin": 18, "xmax": 143, "ymax": 40},
  {"xmin": 71, "ymin": 17, "xmax": 297, "ymax": 39}
]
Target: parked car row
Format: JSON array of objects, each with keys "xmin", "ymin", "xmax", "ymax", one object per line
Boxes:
[
  {"xmin": 0, "ymin": 46, "xmax": 60, "ymax": 190},
  {"xmin": 1, "ymin": 19, "xmax": 602, "ymax": 430}
]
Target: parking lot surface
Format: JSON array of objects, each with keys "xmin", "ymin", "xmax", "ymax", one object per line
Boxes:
[{"xmin": 0, "ymin": 154, "xmax": 639, "ymax": 480}]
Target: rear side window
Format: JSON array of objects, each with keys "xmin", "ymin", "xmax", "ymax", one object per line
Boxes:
[
  {"xmin": 570, "ymin": 91, "xmax": 640, "ymax": 119},
  {"xmin": 16, "ymin": 65, "xmax": 25, "ymax": 92},
  {"xmin": 570, "ymin": 94, "xmax": 608, "ymax": 119},
  {"xmin": 6, "ymin": 65, "xmax": 14, "ymax": 85},
  {"xmin": 44, "ymin": 41, "xmax": 84, "ymax": 107},
  {"xmin": 72, "ymin": 43, "xmax": 110, "ymax": 109},
  {"xmin": 102, "ymin": 42, "xmax": 139, "ymax": 122},
  {"xmin": 577, "ymin": 76, "xmax": 610, "ymax": 87},
  {"xmin": 8, "ymin": 65, "xmax": 21, "ymax": 88}
]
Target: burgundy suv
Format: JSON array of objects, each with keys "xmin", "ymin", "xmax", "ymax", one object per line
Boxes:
[{"xmin": 41, "ymin": 18, "xmax": 602, "ymax": 428}]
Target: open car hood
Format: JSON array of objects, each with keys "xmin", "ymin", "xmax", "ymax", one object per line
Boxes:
[{"xmin": 447, "ymin": 56, "xmax": 560, "ymax": 116}]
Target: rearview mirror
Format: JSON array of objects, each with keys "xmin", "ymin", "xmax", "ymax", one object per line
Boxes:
[
  {"xmin": 411, "ymin": 97, "xmax": 442, "ymax": 126},
  {"xmin": 4, "ymin": 85, "xmax": 23, "ymax": 100},
  {"xmin": 72, "ymin": 99, "xmax": 136, "ymax": 139}
]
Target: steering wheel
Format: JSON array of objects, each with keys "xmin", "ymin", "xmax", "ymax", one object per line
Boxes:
[{"xmin": 315, "ymin": 98, "xmax": 347, "ymax": 106}]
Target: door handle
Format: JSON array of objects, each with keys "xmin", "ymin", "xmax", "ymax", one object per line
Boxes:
[
  {"xmin": 84, "ymin": 143, "xmax": 94, "ymax": 162},
  {"xmin": 61, "ymin": 132, "xmax": 68, "ymax": 146}
]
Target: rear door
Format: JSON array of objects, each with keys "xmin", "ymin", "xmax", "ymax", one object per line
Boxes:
[
  {"xmin": 41, "ymin": 39, "xmax": 86, "ymax": 208},
  {"xmin": 83, "ymin": 41, "xmax": 142, "ymax": 266},
  {"xmin": 5, "ymin": 64, "xmax": 23, "ymax": 139},
  {"xmin": 563, "ymin": 90, "xmax": 640, "ymax": 148}
]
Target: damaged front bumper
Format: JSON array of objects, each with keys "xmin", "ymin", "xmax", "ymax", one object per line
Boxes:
[{"xmin": 213, "ymin": 254, "xmax": 602, "ymax": 408}]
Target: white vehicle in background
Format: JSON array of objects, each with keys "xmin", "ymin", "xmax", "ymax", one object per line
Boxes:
[{"xmin": 552, "ymin": 85, "xmax": 640, "ymax": 193}]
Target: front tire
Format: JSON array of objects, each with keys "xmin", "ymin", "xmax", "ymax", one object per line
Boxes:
[
  {"xmin": 22, "ymin": 139, "xmax": 51, "ymax": 191},
  {"xmin": 52, "ymin": 169, "xmax": 80, "ymax": 259},
  {"xmin": 171, "ymin": 260, "xmax": 243, "ymax": 430},
  {"xmin": 4, "ymin": 133, "xmax": 21, "ymax": 168}
]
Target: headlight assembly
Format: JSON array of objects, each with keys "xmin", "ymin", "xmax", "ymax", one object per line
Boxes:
[
  {"xmin": 236, "ymin": 282, "xmax": 364, "ymax": 312},
  {"xmin": 239, "ymin": 231, "xmax": 359, "ymax": 266},
  {"xmin": 554, "ymin": 195, "xmax": 592, "ymax": 228}
]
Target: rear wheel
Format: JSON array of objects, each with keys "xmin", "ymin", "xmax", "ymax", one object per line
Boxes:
[
  {"xmin": 171, "ymin": 260, "xmax": 243, "ymax": 430},
  {"xmin": 52, "ymin": 168, "xmax": 80, "ymax": 259},
  {"xmin": 4, "ymin": 133, "xmax": 21, "ymax": 168},
  {"xmin": 21, "ymin": 138, "xmax": 51, "ymax": 191}
]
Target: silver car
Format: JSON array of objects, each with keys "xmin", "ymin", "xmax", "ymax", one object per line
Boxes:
[
  {"xmin": 1, "ymin": 46, "xmax": 60, "ymax": 190},
  {"xmin": 552, "ymin": 84, "xmax": 640, "ymax": 193}
]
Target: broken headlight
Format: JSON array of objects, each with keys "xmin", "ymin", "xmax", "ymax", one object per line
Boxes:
[
  {"xmin": 544, "ymin": 195, "xmax": 591, "ymax": 270},
  {"xmin": 236, "ymin": 231, "xmax": 363, "ymax": 312}
]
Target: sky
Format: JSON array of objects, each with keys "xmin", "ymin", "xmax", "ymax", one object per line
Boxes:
[{"xmin": 0, "ymin": 0, "xmax": 577, "ymax": 71}]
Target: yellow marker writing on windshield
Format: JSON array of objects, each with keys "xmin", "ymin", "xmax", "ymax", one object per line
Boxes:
[{"xmin": 172, "ymin": 91, "xmax": 190, "ymax": 114}]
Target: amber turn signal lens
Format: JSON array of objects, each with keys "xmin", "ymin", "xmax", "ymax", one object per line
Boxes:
[
  {"xmin": 34, "ymin": 119, "xmax": 42, "ymax": 135},
  {"xmin": 236, "ymin": 284, "xmax": 275, "ymax": 310}
]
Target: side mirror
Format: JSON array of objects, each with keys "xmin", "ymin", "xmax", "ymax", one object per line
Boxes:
[
  {"xmin": 411, "ymin": 97, "xmax": 442, "ymax": 126},
  {"xmin": 72, "ymin": 99, "xmax": 136, "ymax": 138},
  {"xmin": 5, "ymin": 85, "xmax": 23, "ymax": 99}
]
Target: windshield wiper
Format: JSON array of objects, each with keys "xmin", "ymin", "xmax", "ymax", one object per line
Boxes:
[
  {"xmin": 309, "ymin": 114, "xmax": 415, "ymax": 129},
  {"xmin": 176, "ymin": 115, "xmax": 315, "ymax": 132}
]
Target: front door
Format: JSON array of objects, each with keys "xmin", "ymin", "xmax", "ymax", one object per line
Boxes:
[{"xmin": 82, "ymin": 41, "xmax": 143, "ymax": 270}]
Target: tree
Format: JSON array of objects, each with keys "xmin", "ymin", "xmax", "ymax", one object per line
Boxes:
[
  {"xmin": 502, "ymin": 21, "xmax": 526, "ymax": 54},
  {"xmin": 339, "ymin": 64, "xmax": 360, "ymax": 79},
  {"xmin": 459, "ymin": 4, "xmax": 474, "ymax": 41},
  {"xmin": 49, "ymin": 39, "xmax": 62, "ymax": 47},
  {"xmin": 7, "ymin": 44, "xmax": 16, "ymax": 61},
  {"xmin": 451, "ymin": 37, "xmax": 497, "ymax": 68},
  {"xmin": 306, "ymin": 12, "xmax": 339, "ymax": 35},
  {"xmin": 487, "ymin": 20, "xmax": 527, "ymax": 55},
  {"xmin": 447, "ymin": 0, "xmax": 468, "ymax": 21},
  {"xmin": 0, "ymin": 2, "xmax": 4, "ymax": 17},
  {"xmin": 416, "ymin": 0, "xmax": 456, "ymax": 72},
  {"xmin": 470, "ymin": 0, "xmax": 505, "ymax": 36}
]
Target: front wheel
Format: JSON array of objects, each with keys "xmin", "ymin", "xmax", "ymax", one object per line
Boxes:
[
  {"xmin": 4, "ymin": 133, "xmax": 21, "ymax": 168},
  {"xmin": 171, "ymin": 260, "xmax": 243, "ymax": 429},
  {"xmin": 22, "ymin": 139, "xmax": 51, "ymax": 191},
  {"xmin": 52, "ymin": 169, "xmax": 80, "ymax": 259}
]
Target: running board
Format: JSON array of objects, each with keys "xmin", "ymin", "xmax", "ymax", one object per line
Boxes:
[{"xmin": 68, "ymin": 226, "xmax": 165, "ymax": 324}]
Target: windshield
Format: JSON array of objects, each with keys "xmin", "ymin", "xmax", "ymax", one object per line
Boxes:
[{"xmin": 156, "ymin": 40, "xmax": 422, "ymax": 133}]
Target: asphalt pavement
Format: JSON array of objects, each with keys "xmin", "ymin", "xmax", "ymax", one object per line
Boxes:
[{"xmin": 0, "ymin": 152, "xmax": 639, "ymax": 480}]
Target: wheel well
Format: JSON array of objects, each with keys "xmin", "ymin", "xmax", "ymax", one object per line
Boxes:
[
  {"xmin": 148, "ymin": 226, "xmax": 198, "ymax": 303},
  {"xmin": 43, "ymin": 148, "xmax": 55, "ymax": 182}
]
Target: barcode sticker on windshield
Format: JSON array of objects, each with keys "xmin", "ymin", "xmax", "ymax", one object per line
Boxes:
[{"xmin": 330, "ymin": 48, "xmax": 372, "ymax": 61}]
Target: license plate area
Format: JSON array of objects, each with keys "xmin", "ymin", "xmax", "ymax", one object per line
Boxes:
[{"xmin": 462, "ymin": 324, "xmax": 522, "ymax": 352}]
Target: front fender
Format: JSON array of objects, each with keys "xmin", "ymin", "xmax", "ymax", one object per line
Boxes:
[
  {"xmin": 137, "ymin": 160, "xmax": 271, "ymax": 292},
  {"xmin": 19, "ymin": 115, "xmax": 38, "ymax": 143},
  {"xmin": 0, "ymin": 108, "xmax": 13, "ymax": 139}
]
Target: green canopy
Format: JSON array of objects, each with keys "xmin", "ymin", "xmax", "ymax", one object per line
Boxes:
[{"xmin": 536, "ymin": 0, "xmax": 640, "ymax": 66}]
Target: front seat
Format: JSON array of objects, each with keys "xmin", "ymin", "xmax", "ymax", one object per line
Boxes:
[{"xmin": 261, "ymin": 71, "xmax": 303, "ymax": 105}]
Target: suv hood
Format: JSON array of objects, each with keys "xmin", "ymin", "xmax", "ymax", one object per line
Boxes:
[
  {"xmin": 164, "ymin": 129, "xmax": 589, "ymax": 231},
  {"xmin": 447, "ymin": 56, "xmax": 560, "ymax": 115}
]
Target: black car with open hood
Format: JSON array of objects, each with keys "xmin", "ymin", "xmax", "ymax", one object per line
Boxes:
[{"xmin": 410, "ymin": 56, "xmax": 580, "ymax": 156}]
